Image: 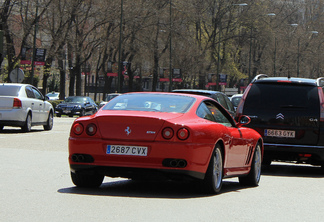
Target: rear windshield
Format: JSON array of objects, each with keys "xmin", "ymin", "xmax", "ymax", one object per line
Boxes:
[
  {"xmin": 0, "ymin": 85, "xmax": 21, "ymax": 96},
  {"xmin": 103, "ymin": 93, "xmax": 196, "ymax": 113},
  {"xmin": 245, "ymin": 83, "xmax": 319, "ymax": 111}
]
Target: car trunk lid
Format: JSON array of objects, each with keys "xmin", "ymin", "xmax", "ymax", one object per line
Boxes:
[
  {"xmin": 0, "ymin": 97, "xmax": 14, "ymax": 110},
  {"xmin": 96, "ymin": 111, "xmax": 183, "ymax": 141}
]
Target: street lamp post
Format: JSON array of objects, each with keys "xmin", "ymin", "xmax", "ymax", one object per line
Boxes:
[
  {"xmin": 117, "ymin": 0, "xmax": 124, "ymax": 93},
  {"xmin": 168, "ymin": 0, "xmax": 172, "ymax": 92},
  {"xmin": 233, "ymin": 3, "xmax": 248, "ymax": 82},
  {"xmin": 30, "ymin": 0, "xmax": 39, "ymax": 86}
]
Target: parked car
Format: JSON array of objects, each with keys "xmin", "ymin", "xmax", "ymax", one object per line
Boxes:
[
  {"xmin": 46, "ymin": 92, "xmax": 60, "ymax": 100},
  {"xmin": 236, "ymin": 74, "xmax": 324, "ymax": 170},
  {"xmin": 55, "ymin": 96, "xmax": 98, "ymax": 117},
  {"xmin": 230, "ymin": 94, "xmax": 243, "ymax": 111},
  {"xmin": 0, "ymin": 83, "xmax": 54, "ymax": 132},
  {"xmin": 172, "ymin": 89, "xmax": 235, "ymax": 116},
  {"xmin": 99, "ymin": 93, "xmax": 122, "ymax": 108},
  {"xmin": 69, "ymin": 92, "xmax": 263, "ymax": 194}
]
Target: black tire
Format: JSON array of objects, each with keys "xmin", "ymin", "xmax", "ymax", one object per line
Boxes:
[
  {"xmin": 22, "ymin": 113, "xmax": 32, "ymax": 132},
  {"xmin": 71, "ymin": 171, "xmax": 104, "ymax": 188},
  {"xmin": 43, "ymin": 112, "xmax": 53, "ymax": 130},
  {"xmin": 262, "ymin": 157, "xmax": 272, "ymax": 166},
  {"xmin": 321, "ymin": 163, "xmax": 324, "ymax": 174},
  {"xmin": 56, "ymin": 114, "xmax": 61, "ymax": 117},
  {"xmin": 0, "ymin": 125, "xmax": 3, "ymax": 131},
  {"xmin": 239, "ymin": 143, "xmax": 262, "ymax": 186},
  {"xmin": 203, "ymin": 145, "xmax": 223, "ymax": 194}
]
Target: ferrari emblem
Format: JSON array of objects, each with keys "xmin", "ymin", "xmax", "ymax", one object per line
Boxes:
[{"xmin": 125, "ymin": 126, "xmax": 131, "ymax": 136}]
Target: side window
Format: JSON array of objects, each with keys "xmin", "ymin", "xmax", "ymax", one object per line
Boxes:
[
  {"xmin": 205, "ymin": 101, "xmax": 234, "ymax": 127},
  {"xmin": 215, "ymin": 94, "xmax": 228, "ymax": 109},
  {"xmin": 32, "ymin": 88, "xmax": 43, "ymax": 100},
  {"xmin": 224, "ymin": 96, "xmax": 234, "ymax": 113},
  {"xmin": 197, "ymin": 103, "xmax": 216, "ymax": 121},
  {"xmin": 25, "ymin": 86, "xmax": 35, "ymax": 98}
]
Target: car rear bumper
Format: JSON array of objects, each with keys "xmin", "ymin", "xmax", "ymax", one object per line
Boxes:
[
  {"xmin": 264, "ymin": 143, "xmax": 324, "ymax": 164},
  {"xmin": 0, "ymin": 120, "xmax": 25, "ymax": 127},
  {"xmin": 70, "ymin": 164, "xmax": 205, "ymax": 180},
  {"xmin": 0, "ymin": 109, "xmax": 27, "ymax": 126},
  {"xmin": 68, "ymin": 137, "xmax": 213, "ymax": 180}
]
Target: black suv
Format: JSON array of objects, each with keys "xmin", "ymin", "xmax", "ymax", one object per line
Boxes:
[
  {"xmin": 236, "ymin": 74, "xmax": 324, "ymax": 170},
  {"xmin": 172, "ymin": 89, "xmax": 235, "ymax": 116}
]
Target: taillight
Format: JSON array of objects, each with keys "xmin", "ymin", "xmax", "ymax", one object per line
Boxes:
[
  {"xmin": 177, "ymin": 128, "xmax": 189, "ymax": 140},
  {"xmin": 318, "ymin": 87, "xmax": 324, "ymax": 122},
  {"xmin": 13, "ymin": 98, "xmax": 22, "ymax": 108},
  {"xmin": 72, "ymin": 123, "xmax": 84, "ymax": 135},
  {"xmin": 236, "ymin": 83, "xmax": 252, "ymax": 118},
  {"xmin": 86, "ymin": 123, "xmax": 97, "ymax": 136},
  {"xmin": 162, "ymin": 127, "xmax": 174, "ymax": 139}
]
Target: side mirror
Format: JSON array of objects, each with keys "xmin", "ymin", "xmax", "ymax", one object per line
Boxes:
[
  {"xmin": 45, "ymin": 96, "xmax": 50, "ymax": 101},
  {"xmin": 237, "ymin": 115, "xmax": 251, "ymax": 127}
]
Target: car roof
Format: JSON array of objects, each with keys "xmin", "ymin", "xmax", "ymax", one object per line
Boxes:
[
  {"xmin": 252, "ymin": 75, "xmax": 324, "ymax": 86},
  {"xmin": 172, "ymin": 89, "xmax": 225, "ymax": 96},
  {"xmin": 0, "ymin": 83, "xmax": 30, "ymax": 87},
  {"xmin": 123, "ymin": 91, "xmax": 212, "ymax": 101},
  {"xmin": 67, "ymin": 96, "xmax": 89, "ymax": 98}
]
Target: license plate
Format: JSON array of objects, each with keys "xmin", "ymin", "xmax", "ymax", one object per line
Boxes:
[
  {"xmin": 265, "ymin": 129, "xmax": 295, "ymax": 138},
  {"xmin": 106, "ymin": 145, "xmax": 148, "ymax": 156},
  {"xmin": 63, "ymin": 110, "xmax": 71, "ymax": 114}
]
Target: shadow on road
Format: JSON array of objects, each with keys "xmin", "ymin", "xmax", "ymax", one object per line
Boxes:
[
  {"xmin": 0, "ymin": 128, "xmax": 44, "ymax": 134},
  {"xmin": 58, "ymin": 178, "xmax": 254, "ymax": 198},
  {"xmin": 261, "ymin": 162, "xmax": 323, "ymax": 178}
]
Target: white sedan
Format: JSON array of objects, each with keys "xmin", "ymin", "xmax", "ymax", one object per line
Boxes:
[{"xmin": 0, "ymin": 83, "xmax": 54, "ymax": 132}]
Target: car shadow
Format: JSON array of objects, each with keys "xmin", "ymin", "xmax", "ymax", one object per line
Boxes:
[
  {"xmin": 58, "ymin": 178, "xmax": 254, "ymax": 199},
  {"xmin": 261, "ymin": 162, "xmax": 323, "ymax": 178},
  {"xmin": 0, "ymin": 128, "xmax": 44, "ymax": 134}
]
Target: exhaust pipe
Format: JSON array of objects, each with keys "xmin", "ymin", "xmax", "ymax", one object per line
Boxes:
[
  {"xmin": 162, "ymin": 159, "xmax": 187, "ymax": 168},
  {"xmin": 71, "ymin": 154, "xmax": 94, "ymax": 163},
  {"xmin": 170, "ymin": 159, "xmax": 178, "ymax": 167}
]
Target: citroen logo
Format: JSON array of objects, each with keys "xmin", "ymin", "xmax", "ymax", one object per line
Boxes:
[
  {"xmin": 276, "ymin": 113, "xmax": 284, "ymax": 120},
  {"xmin": 125, "ymin": 126, "xmax": 131, "ymax": 136}
]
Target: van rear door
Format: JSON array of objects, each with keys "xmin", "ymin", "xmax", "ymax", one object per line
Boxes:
[{"xmin": 243, "ymin": 82, "xmax": 320, "ymax": 146}]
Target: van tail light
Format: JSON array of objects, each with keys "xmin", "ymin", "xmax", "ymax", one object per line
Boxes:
[
  {"xmin": 318, "ymin": 87, "xmax": 324, "ymax": 122},
  {"xmin": 236, "ymin": 83, "xmax": 252, "ymax": 118},
  {"xmin": 13, "ymin": 98, "xmax": 22, "ymax": 108}
]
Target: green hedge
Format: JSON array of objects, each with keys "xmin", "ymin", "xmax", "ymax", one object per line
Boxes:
[{"xmin": 47, "ymin": 100, "xmax": 63, "ymax": 110}]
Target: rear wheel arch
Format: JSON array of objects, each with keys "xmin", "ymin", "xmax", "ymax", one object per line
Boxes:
[
  {"xmin": 257, "ymin": 138, "xmax": 264, "ymax": 158},
  {"xmin": 215, "ymin": 140, "xmax": 225, "ymax": 163},
  {"xmin": 26, "ymin": 109, "xmax": 32, "ymax": 118},
  {"xmin": 202, "ymin": 142, "xmax": 224, "ymax": 194}
]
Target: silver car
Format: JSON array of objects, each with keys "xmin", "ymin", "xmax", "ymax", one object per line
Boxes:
[{"xmin": 0, "ymin": 83, "xmax": 54, "ymax": 132}]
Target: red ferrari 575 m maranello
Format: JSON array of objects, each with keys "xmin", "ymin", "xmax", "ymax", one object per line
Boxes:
[{"xmin": 69, "ymin": 92, "xmax": 263, "ymax": 194}]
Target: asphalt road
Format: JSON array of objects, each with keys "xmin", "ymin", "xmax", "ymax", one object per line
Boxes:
[{"xmin": 1, "ymin": 117, "xmax": 324, "ymax": 222}]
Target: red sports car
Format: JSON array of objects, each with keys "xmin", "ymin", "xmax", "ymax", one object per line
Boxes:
[{"xmin": 69, "ymin": 92, "xmax": 263, "ymax": 194}]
